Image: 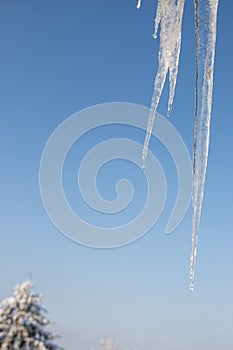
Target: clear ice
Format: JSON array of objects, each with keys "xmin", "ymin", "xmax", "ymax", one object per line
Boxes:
[
  {"xmin": 190, "ymin": 0, "xmax": 219, "ymax": 292},
  {"xmin": 137, "ymin": 0, "xmax": 219, "ymax": 291},
  {"xmin": 141, "ymin": 0, "xmax": 185, "ymax": 165}
]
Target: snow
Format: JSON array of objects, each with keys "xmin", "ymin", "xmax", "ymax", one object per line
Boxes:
[
  {"xmin": 0, "ymin": 280, "xmax": 62, "ymax": 349},
  {"xmin": 0, "ymin": 297, "xmax": 16, "ymax": 309},
  {"xmin": 92, "ymin": 337, "xmax": 118, "ymax": 350},
  {"xmin": 141, "ymin": 0, "xmax": 185, "ymax": 166},
  {"xmin": 190, "ymin": 0, "xmax": 219, "ymax": 292}
]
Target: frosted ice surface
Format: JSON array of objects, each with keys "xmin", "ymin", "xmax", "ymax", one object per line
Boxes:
[
  {"xmin": 141, "ymin": 0, "xmax": 185, "ymax": 164},
  {"xmin": 190, "ymin": 0, "xmax": 219, "ymax": 292}
]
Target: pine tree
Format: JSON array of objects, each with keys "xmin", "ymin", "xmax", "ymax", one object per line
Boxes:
[
  {"xmin": 0, "ymin": 280, "xmax": 63, "ymax": 350},
  {"xmin": 92, "ymin": 337, "xmax": 118, "ymax": 350}
]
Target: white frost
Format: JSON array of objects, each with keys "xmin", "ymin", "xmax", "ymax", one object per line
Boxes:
[
  {"xmin": 141, "ymin": 0, "xmax": 185, "ymax": 165},
  {"xmin": 0, "ymin": 280, "xmax": 62, "ymax": 349},
  {"xmin": 190, "ymin": 0, "xmax": 219, "ymax": 292}
]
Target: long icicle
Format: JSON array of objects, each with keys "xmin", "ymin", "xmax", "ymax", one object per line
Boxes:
[
  {"xmin": 193, "ymin": 0, "xmax": 199, "ymax": 177},
  {"xmin": 190, "ymin": 0, "xmax": 200, "ymax": 292},
  {"xmin": 141, "ymin": 0, "xmax": 186, "ymax": 168},
  {"xmin": 190, "ymin": 0, "xmax": 219, "ymax": 292}
]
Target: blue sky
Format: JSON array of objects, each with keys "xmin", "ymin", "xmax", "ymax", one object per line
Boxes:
[{"xmin": 0, "ymin": 0, "xmax": 233, "ymax": 349}]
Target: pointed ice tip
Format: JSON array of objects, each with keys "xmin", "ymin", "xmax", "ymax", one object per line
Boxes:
[
  {"xmin": 167, "ymin": 106, "xmax": 172, "ymax": 117},
  {"xmin": 141, "ymin": 158, "xmax": 146, "ymax": 171},
  {"xmin": 189, "ymin": 284, "xmax": 194, "ymax": 293},
  {"xmin": 153, "ymin": 33, "xmax": 157, "ymax": 39},
  {"xmin": 142, "ymin": 150, "xmax": 147, "ymax": 167},
  {"xmin": 136, "ymin": 0, "xmax": 141, "ymax": 9}
]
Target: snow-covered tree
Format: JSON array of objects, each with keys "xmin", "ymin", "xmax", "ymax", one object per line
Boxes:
[
  {"xmin": 0, "ymin": 280, "xmax": 63, "ymax": 350},
  {"xmin": 91, "ymin": 337, "xmax": 118, "ymax": 350}
]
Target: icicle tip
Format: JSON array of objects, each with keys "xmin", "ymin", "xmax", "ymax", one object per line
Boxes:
[
  {"xmin": 189, "ymin": 283, "xmax": 194, "ymax": 293},
  {"xmin": 136, "ymin": 0, "xmax": 141, "ymax": 10}
]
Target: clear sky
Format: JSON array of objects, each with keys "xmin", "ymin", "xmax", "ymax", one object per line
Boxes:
[{"xmin": 0, "ymin": 0, "xmax": 233, "ymax": 349}]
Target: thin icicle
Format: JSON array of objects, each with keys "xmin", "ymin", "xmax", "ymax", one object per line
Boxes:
[
  {"xmin": 137, "ymin": 0, "xmax": 142, "ymax": 10},
  {"xmin": 193, "ymin": 0, "xmax": 199, "ymax": 177},
  {"xmin": 190, "ymin": 0, "xmax": 219, "ymax": 292},
  {"xmin": 141, "ymin": 0, "xmax": 185, "ymax": 166}
]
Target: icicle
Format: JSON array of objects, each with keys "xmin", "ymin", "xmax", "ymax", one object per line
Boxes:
[
  {"xmin": 193, "ymin": 0, "xmax": 199, "ymax": 177},
  {"xmin": 190, "ymin": 0, "xmax": 219, "ymax": 292},
  {"xmin": 137, "ymin": 0, "xmax": 142, "ymax": 10},
  {"xmin": 142, "ymin": 0, "xmax": 185, "ymax": 166}
]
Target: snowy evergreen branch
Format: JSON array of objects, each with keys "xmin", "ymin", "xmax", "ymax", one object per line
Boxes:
[{"xmin": 0, "ymin": 280, "xmax": 63, "ymax": 350}]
